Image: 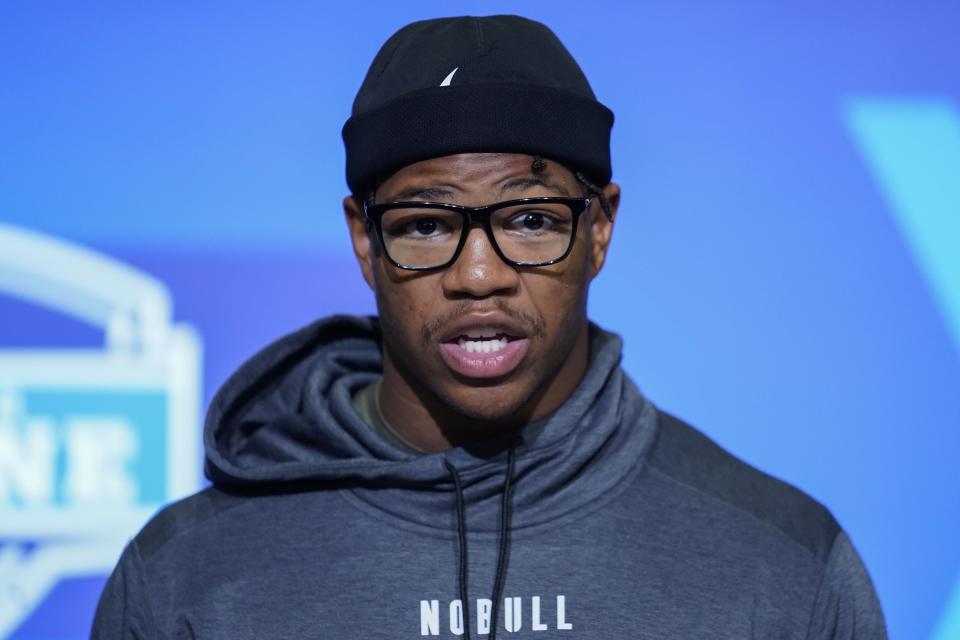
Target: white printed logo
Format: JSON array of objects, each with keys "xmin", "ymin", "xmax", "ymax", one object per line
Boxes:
[
  {"xmin": 420, "ymin": 594, "xmax": 572, "ymax": 636},
  {"xmin": 440, "ymin": 67, "xmax": 459, "ymax": 87}
]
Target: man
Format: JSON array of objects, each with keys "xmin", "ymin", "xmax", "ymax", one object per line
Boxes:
[{"xmin": 93, "ymin": 15, "xmax": 886, "ymax": 639}]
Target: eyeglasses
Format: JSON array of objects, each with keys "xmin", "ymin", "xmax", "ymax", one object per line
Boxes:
[{"xmin": 363, "ymin": 196, "xmax": 593, "ymax": 271}]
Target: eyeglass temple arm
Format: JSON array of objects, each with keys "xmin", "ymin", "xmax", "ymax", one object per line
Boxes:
[{"xmin": 574, "ymin": 172, "xmax": 614, "ymax": 221}]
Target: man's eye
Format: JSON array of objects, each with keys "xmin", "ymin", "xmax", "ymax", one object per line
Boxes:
[
  {"xmin": 397, "ymin": 216, "xmax": 449, "ymax": 237},
  {"xmin": 413, "ymin": 218, "xmax": 438, "ymax": 235},
  {"xmin": 521, "ymin": 213, "xmax": 545, "ymax": 230},
  {"xmin": 505, "ymin": 210, "xmax": 563, "ymax": 233}
]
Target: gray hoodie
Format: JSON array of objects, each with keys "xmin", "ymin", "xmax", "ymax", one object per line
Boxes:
[{"xmin": 92, "ymin": 315, "xmax": 886, "ymax": 638}]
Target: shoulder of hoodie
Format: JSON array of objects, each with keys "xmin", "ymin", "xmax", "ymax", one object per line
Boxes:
[
  {"xmin": 132, "ymin": 485, "xmax": 289, "ymax": 562},
  {"xmin": 648, "ymin": 407, "xmax": 840, "ymax": 564}
]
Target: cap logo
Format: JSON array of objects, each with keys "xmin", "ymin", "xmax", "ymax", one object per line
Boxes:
[{"xmin": 439, "ymin": 67, "xmax": 458, "ymax": 87}]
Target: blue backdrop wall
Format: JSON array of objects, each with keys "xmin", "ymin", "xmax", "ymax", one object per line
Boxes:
[{"xmin": 1, "ymin": 2, "xmax": 958, "ymax": 638}]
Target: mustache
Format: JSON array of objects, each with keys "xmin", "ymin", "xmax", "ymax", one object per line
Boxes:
[{"xmin": 420, "ymin": 300, "xmax": 546, "ymax": 344}]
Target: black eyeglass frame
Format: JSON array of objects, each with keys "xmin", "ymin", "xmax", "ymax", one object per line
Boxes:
[{"xmin": 362, "ymin": 196, "xmax": 594, "ymax": 271}]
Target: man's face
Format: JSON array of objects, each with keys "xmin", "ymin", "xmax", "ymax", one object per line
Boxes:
[{"xmin": 344, "ymin": 152, "xmax": 618, "ymax": 427}]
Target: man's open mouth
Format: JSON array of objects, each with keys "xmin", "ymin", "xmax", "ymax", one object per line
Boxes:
[{"xmin": 437, "ymin": 318, "xmax": 531, "ymax": 379}]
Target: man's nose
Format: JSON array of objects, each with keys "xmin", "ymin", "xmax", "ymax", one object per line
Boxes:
[{"xmin": 440, "ymin": 226, "xmax": 520, "ymax": 298}]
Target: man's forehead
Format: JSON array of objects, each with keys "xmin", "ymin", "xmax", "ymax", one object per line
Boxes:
[{"xmin": 377, "ymin": 152, "xmax": 575, "ymax": 200}]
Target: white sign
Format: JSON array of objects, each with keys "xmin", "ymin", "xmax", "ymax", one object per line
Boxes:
[{"xmin": 0, "ymin": 223, "xmax": 202, "ymax": 637}]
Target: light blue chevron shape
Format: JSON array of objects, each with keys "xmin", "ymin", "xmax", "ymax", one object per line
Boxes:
[
  {"xmin": 844, "ymin": 97, "xmax": 960, "ymax": 640},
  {"xmin": 844, "ymin": 98, "xmax": 960, "ymax": 356},
  {"xmin": 932, "ymin": 579, "xmax": 960, "ymax": 640}
]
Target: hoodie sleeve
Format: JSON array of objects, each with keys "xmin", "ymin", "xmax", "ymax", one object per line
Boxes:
[
  {"xmin": 90, "ymin": 540, "xmax": 155, "ymax": 640},
  {"xmin": 805, "ymin": 529, "xmax": 888, "ymax": 639}
]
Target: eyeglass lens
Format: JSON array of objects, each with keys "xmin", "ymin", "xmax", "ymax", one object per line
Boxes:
[{"xmin": 380, "ymin": 201, "xmax": 577, "ymax": 268}]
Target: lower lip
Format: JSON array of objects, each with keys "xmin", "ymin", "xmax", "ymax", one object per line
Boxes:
[{"xmin": 439, "ymin": 338, "xmax": 529, "ymax": 379}]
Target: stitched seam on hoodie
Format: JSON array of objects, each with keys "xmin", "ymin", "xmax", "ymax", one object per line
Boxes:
[
  {"xmin": 648, "ymin": 465, "xmax": 822, "ymax": 564},
  {"xmin": 137, "ymin": 497, "xmax": 253, "ymax": 562},
  {"xmin": 801, "ymin": 531, "xmax": 840, "ymax": 640}
]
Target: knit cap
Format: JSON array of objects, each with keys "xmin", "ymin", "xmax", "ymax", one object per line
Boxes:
[{"xmin": 341, "ymin": 15, "xmax": 614, "ymax": 194}]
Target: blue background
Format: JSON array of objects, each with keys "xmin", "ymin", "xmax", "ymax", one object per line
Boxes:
[{"xmin": 1, "ymin": 2, "xmax": 958, "ymax": 638}]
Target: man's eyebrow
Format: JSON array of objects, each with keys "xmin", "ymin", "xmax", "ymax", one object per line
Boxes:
[
  {"xmin": 498, "ymin": 177, "xmax": 571, "ymax": 197},
  {"xmin": 389, "ymin": 186, "xmax": 457, "ymax": 202}
]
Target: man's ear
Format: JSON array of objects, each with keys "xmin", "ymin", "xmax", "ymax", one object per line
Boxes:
[
  {"xmin": 589, "ymin": 182, "xmax": 620, "ymax": 278},
  {"xmin": 343, "ymin": 195, "xmax": 376, "ymax": 290}
]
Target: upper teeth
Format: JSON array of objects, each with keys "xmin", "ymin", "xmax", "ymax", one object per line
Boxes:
[
  {"xmin": 464, "ymin": 328, "xmax": 500, "ymax": 339},
  {"xmin": 458, "ymin": 336, "xmax": 508, "ymax": 353}
]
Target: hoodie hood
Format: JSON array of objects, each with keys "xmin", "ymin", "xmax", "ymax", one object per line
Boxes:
[{"xmin": 204, "ymin": 314, "xmax": 658, "ymax": 533}]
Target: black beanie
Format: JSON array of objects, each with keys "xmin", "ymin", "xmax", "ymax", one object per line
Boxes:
[{"xmin": 341, "ymin": 15, "xmax": 614, "ymax": 195}]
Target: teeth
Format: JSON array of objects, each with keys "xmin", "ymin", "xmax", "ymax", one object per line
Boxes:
[
  {"xmin": 464, "ymin": 327, "xmax": 500, "ymax": 339},
  {"xmin": 457, "ymin": 336, "xmax": 509, "ymax": 354}
]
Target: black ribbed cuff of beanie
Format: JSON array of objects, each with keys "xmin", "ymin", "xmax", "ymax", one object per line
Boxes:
[{"xmin": 342, "ymin": 83, "xmax": 614, "ymax": 196}]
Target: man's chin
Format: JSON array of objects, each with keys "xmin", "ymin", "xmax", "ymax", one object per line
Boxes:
[{"xmin": 435, "ymin": 384, "xmax": 536, "ymax": 425}]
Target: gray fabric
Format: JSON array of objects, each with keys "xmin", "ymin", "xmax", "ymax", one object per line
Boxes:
[
  {"xmin": 92, "ymin": 314, "xmax": 887, "ymax": 638},
  {"xmin": 352, "ymin": 377, "xmax": 425, "ymax": 455},
  {"xmin": 805, "ymin": 531, "xmax": 889, "ymax": 639}
]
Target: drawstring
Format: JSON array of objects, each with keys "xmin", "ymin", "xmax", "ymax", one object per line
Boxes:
[
  {"xmin": 445, "ymin": 443, "xmax": 517, "ymax": 640},
  {"xmin": 489, "ymin": 444, "xmax": 517, "ymax": 640},
  {"xmin": 445, "ymin": 459, "xmax": 472, "ymax": 639}
]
